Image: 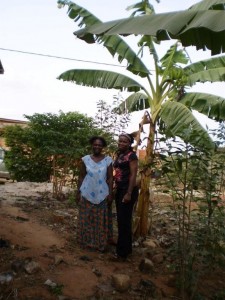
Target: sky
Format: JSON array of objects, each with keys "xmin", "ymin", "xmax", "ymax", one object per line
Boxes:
[{"xmin": 0, "ymin": 0, "xmax": 222, "ymax": 134}]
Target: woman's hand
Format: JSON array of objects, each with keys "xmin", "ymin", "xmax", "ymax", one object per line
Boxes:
[
  {"xmin": 76, "ymin": 191, "xmax": 81, "ymax": 204},
  {"xmin": 122, "ymin": 192, "xmax": 131, "ymax": 203},
  {"xmin": 107, "ymin": 194, "xmax": 113, "ymax": 207}
]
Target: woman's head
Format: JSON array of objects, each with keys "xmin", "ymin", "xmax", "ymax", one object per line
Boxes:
[
  {"xmin": 118, "ymin": 133, "xmax": 134, "ymax": 152},
  {"xmin": 89, "ymin": 136, "xmax": 107, "ymax": 155}
]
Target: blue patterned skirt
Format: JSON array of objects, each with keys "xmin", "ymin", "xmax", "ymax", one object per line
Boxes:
[{"xmin": 77, "ymin": 197, "xmax": 113, "ymax": 252}]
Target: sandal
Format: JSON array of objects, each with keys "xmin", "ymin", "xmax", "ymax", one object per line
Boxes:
[{"xmin": 109, "ymin": 252, "xmax": 127, "ymax": 262}]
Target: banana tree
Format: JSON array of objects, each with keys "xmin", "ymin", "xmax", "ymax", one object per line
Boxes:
[
  {"xmin": 57, "ymin": 0, "xmax": 225, "ymax": 236},
  {"xmin": 74, "ymin": 0, "xmax": 225, "ymax": 56}
]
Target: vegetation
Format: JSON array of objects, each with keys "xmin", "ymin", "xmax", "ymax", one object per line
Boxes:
[
  {"xmin": 4, "ymin": 125, "xmax": 52, "ymax": 183},
  {"xmin": 72, "ymin": 0, "xmax": 225, "ymax": 56},
  {"xmin": 57, "ymin": 0, "xmax": 225, "ymax": 236},
  {"xmin": 95, "ymin": 93, "xmax": 131, "ymax": 140},
  {"xmin": 152, "ymin": 127, "xmax": 225, "ymax": 299},
  {"xmin": 4, "ymin": 111, "xmax": 111, "ymax": 197}
]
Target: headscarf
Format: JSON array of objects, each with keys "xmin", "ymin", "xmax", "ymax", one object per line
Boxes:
[{"xmin": 119, "ymin": 133, "xmax": 134, "ymax": 144}]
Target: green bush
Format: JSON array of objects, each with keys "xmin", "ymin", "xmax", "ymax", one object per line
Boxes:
[{"xmin": 4, "ymin": 111, "xmax": 112, "ymax": 183}]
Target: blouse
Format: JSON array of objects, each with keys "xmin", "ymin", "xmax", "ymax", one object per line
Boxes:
[
  {"xmin": 113, "ymin": 151, "xmax": 138, "ymax": 189},
  {"xmin": 80, "ymin": 155, "xmax": 113, "ymax": 204}
]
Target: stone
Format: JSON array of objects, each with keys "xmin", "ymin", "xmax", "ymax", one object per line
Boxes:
[
  {"xmin": 111, "ymin": 274, "xmax": 131, "ymax": 292},
  {"xmin": 0, "ymin": 272, "xmax": 13, "ymax": 284},
  {"xmin": 134, "ymin": 247, "xmax": 154, "ymax": 258},
  {"xmin": 58, "ymin": 296, "xmax": 70, "ymax": 300},
  {"xmin": 152, "ymin": 253, "xmax": 164, "ymax": 264},
  {"xmin": 24, "ymin": 260, "xmax": 40, "ymax": 274},
  {"xmin": 11, "ymin": 259, "xmax": 25, "ymax": 273},
  {"xmin": 139, "ymin": 258, "xmax": 154, "ymax": 273},
  {"xmin": 44, "ymin": 279, "xmax": 57, "ymax": 288},
  {"xmin": 92, "ymin": 267, "xmax": 102, "ymax": 277},
  {"xmin": 143, "ymin": 239, "xmax": 157, "ymax": 249},
  {"xmin": 54, "ymin": 255, "xmax": 64, "ymax": 265},
  {"xmin": 97, "ymin": 282, "xmax": 114, "ymax": 293}
]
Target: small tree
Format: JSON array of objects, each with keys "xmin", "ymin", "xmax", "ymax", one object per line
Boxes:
[
  {"xmin": 154, "ymin": 134, "xmax": 225, "ymax": 298},
  {"xmin": 4, "ymin": 125, "xmax": 52, "ymax": 182},
  {"xmin": 4, "ymin": 111, "xmax": 110, "ymax": 197},
  {"xmin": 95, "ymin": 93, "xmax": 131, "ymax": 139}
]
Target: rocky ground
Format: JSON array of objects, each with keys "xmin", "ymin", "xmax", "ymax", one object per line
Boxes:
[{"xmin": 0, "ymin": 181, "xmax": 224, "ymax": 300}]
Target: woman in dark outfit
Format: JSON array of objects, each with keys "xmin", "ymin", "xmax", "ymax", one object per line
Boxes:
[{"xmin": 113, "ymin": 133, "xmax": 139, "ymax": 259}]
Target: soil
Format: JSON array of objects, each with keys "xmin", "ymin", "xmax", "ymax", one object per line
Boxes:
[{"xmin": 0, "ymin": 181, "xmax": 225, "ymax": 300}]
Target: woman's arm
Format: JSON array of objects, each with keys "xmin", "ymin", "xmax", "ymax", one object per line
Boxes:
[
  {"xmin": 123, "ymin": 159, "xmax": 138, "ymax": 203},
  {"xmin": 76, "ymin": 160, "xmax": 86, "ymax": 201},
  {"xmin": 107, "ymin": 163, "xmax": 113, "ymax": 205}
]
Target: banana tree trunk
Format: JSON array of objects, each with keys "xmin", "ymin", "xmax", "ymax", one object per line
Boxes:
[
  {"xmin": 133, "ymin": 111, "xmax": 151, "ymax": 151},
  {"xmin": 134, "ymin": 119, "xmax": 156, "ymax": 237}
]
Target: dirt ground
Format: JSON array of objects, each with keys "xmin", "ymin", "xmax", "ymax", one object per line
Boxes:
[{"xmin": 0, "ymin": 181, "xmax": 225, "ymax": 300}]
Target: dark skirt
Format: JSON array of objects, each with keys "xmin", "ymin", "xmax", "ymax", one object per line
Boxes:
[{"xmin": 77, "ymin": 197, "xmax": 113, "ymax": 252}]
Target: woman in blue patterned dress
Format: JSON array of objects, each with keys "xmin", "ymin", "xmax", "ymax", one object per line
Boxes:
[{"xmin": 77, "ymin": 136, "xmax": 113, "ymax": 252}]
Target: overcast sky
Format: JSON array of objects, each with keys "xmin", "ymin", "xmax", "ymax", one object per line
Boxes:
[{"xmin": 0, "ymin": 0, "xmax": 221, "ymax": 133}]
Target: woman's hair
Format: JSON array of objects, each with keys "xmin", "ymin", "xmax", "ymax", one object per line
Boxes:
[
  {"xmin": 119, "ymin": 133, "xmax": 134, "ymax": 145},
  {"xmin": 89, "ymin": 136, "xmax": 107, "ymax": 147},
  {"xmin": 116, "ymin": 133, "xmax": 135, "ymax": 156}
]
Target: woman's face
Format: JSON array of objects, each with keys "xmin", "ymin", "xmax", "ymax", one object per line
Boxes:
[
  {"xmin": 118, "ymin": 135, "xmax": 131, "ymax": 152},
  {"xmin": 92, "ymin": 138, "xmax": 104, "ymax": 155}
]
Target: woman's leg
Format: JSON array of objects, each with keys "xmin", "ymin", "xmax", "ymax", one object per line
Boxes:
[
  {"xmin": 115, "ymin": 187, "xmax": 139, "ymax": 258},
  {"xmin": 77, "ymin": 198, "xmax": 109, "ymax": 252},
  {"xmin": 107, "ymin": 205, "xmax": 114, "ymax": 244}
]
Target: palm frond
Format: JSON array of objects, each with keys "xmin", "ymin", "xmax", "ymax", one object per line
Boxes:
[
  {"xmin": 160, "ymin": 43, "xmax": 189, "ymax": 82},
  {"xmin": 160, "ymin": 44, "xmax": 189, "ymax": 68},
  {"xmin": 179, "ymin": 92, "xmax": 225, "ymax": 121},
  {"xmin": 75, "ymin": 8, "xmax": 225, "ymax": 55},
  {"xmin": 160, "ymin": 101, "xmax": 215, "ymax": 150},
  {"xmin": 188, "ymin": 0, "xmax": 225, "ymax": 11},
  {"xmin": 58, "ymin": 69, "xmax": 145, "ymax": 92},
  {"xmin": 66, "ymin": 2, "xmax": 149, "ymax": 77},
  {"xmin": 185, "ymin": 56, "xmax": 225, "ymax": 85},
  {"xmin": 114, "ymin": 92, "xmax": 149, "ymax": 113}
]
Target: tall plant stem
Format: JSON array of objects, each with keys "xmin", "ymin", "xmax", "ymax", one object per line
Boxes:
[{"xmin": 134, "ymin": 118, "xmax": 155, "ymax": 237}]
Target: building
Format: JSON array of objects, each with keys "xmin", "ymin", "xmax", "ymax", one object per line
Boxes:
[
  {"xmin": 0, "ymin": 118, "xmax": 28, "ymax": 148},
  {"xmin": 137, "ymin": 149, "xmax": 146, "ymax": 161}
]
